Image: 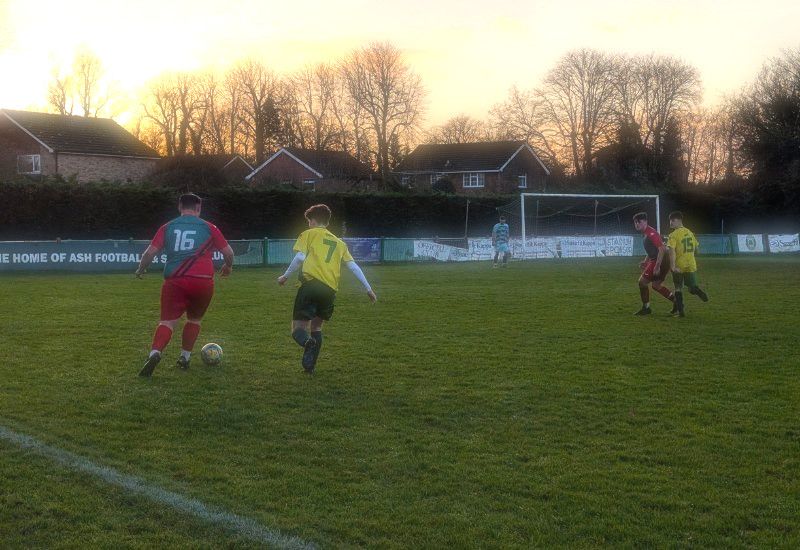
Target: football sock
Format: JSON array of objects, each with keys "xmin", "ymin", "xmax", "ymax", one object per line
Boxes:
[
  {"xmin": 180, "ymin": 350, "xmax": 191, "ymax": 360},
  {"xmin": 675, "ymin": 291, "xmax": 684, "ymax": 309},
  {"xmin": 292, "ymin": 328, "xmax": 310, "ymax": 347},
  {"xmin": 655, "ymin": 286, "xmax": 672, "ymax": 300},
  {"xmin": 151, "ymin": 324, "xmax": 173, "ymax": 352},
  {"xmin": 311, "ymin": 331, "xmax": 323, "ymax": 360},
  {"xmin": 182, "ymin": 322, "xmax": 201, "ymax": 352},
  {"xmin": 493, "ymin": 253, "xmax": 499, "ymax": 263},
  {"xmin": 640, "ymin": 286, "xmax": 650, "ymax": 303},
  {"xmin": 503, "ymin": 252, "xmax": 510, "ymax": 264}
]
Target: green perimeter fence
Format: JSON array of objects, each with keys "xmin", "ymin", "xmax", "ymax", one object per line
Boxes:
[{"xmin": 0, "ymin": 233, "xmax": 796, "ymax": 273}]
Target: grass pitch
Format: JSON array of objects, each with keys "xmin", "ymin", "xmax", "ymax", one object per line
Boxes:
[{"xmin": 1, "ymin": 257, "xmax": 799, "ymax": 547}]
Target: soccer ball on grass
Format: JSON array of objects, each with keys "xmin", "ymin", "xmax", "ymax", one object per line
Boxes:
[{"xmin": 200, "ymin": 343, "xmax": 223, "ymax": 366}]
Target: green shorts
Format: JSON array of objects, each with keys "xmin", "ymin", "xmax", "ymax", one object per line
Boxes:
[
  {"xmin": 672, "ymin": 271, "xmax": 699, "ymax": 288},
  {"xmin": 293, "ymin": 278, "xmax": 337, "ymax": 321}
]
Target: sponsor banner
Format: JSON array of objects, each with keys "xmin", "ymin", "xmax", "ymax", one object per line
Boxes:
[
  {"xmin": 414, "ymin": 236, "xmax": 634, "ymax": 261},
  {"xmin": 736, "ymin": 234, "xmax": 765, "ymax": 253},
  {"xmin": 557, "ymin": 236, "xmax": 634, "ymax": 258},
  {"xmin": 767, "ymin": 234, "xmax": 800, "ymax": 254},
  {"xmin": 413, "ymin": 240, "xmax": 470, "ymax": 262},
  {"xmin": 468, "ymin": 238, "xmax": 559, "ymax": 259},
  {"xmin": 0, "ymin": 240, "xmax": 256, "ymax": 272},
  {"xmin": 344, "ymin": 238, "xmax": 381, "ymax": 262}
]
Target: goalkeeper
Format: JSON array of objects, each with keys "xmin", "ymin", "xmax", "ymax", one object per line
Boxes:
[{"xmin": 492, "ymin": 215, "xmax": 511, "ymax": 267}]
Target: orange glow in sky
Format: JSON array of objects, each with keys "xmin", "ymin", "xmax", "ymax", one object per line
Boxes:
[{"xmin": 1, "ymin": 0, "xmax": 799, "ymax": 125}]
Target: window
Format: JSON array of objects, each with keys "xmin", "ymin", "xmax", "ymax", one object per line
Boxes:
[
  {"xmin": 401, "ymin": 175, "xmax": 411, "ymax": 186},
  {"xmin": 17, "ymin": 154, "xmax": 41, "ymax": 175},
  {"xmin": 462, "ymin": 172, "xmax": 485, "ymax": 188},
  {"xmin": 430, "ymin": 173, "xmax": 446, "ymax": 185},
  {"xmin": 518, "ymin": 174, "xmax": 527, "ymax": 189}
]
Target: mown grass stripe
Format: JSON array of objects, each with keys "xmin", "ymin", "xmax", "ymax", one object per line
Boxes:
[{"xmin": 0, "ymin": 424, "xmax": 314, "ymax": 549}]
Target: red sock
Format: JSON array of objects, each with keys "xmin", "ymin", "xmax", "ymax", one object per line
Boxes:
[
  {"xmin": 151, "ymin": 324, "xmax": 173, "ymax": 352},
  {"xmin": 181, "ymin": 322, "xmax": 201, "ymax": 352},
  {"xmin": 639, "ymin": 286, "xmax": 650, "ymax": 303},
  {"xmin": 655, "ymin": 286, "xmax": 672, "ymax": 301}
]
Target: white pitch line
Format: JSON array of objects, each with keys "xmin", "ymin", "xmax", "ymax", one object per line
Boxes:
[{"xmin": 0, "ymin": 424, "xmax": 315, "ymax": 549}]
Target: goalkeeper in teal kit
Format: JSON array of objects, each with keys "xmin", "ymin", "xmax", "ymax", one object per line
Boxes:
[{"xmin": 492, "ymin": 215, "xmax": 511, "ymax": 267}]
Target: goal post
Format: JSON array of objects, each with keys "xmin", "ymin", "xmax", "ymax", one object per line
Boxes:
[{"xmin": 516, "ymin": 193, "xmax": 660, "ymax": 260}]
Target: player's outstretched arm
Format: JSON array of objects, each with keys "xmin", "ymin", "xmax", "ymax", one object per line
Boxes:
[
  {"xmin": 345, "ymin": 260, "xmax": 377, "ymax": 302},
  {"xmin": 218, "ymin": 245, "xmax": 235, "ymax": 277},
  {"xmin": 278, "ymin": 252, "xmax": 306, "ymax": 286},
  {"xmin": 135, "ymin": 245, "xmax": 160, "ymax": 278},
  {"xmin": 669, "ymin": 247, "xmax": 680, "ymax": 273}
]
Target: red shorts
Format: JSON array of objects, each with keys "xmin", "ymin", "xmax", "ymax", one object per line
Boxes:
[
  {"xmin": 160, "ymin": 277, "xmax": 214, "ymax": 321},
  {"xmin": 641, "ymin": 259, "xmax": 667, "ymax": 282}
]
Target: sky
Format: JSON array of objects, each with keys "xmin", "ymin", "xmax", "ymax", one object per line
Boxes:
[{"xmin": 1, "ymin": 0, "xmax": 799, "ymax": 126}]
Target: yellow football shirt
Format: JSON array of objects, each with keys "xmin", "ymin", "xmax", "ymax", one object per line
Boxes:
[
  {"xmin": 293, "ymin": 227, "xmax": 353, "ymax": 291},
  {"xmin": 667, "ymin": 227, "xmax": 699, "ymax": 272}
]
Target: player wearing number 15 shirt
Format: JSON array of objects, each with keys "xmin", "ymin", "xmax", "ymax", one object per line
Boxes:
[
  {"xmin": 666, "ymin": 211, "xmax": 709, "ymax": 317},
  {"xmin": 277, "ymin": 204, "xmax": 377, "ymax": 374},
  {"xmin": 136, "ymin": 193, "xmax": 234, "ymax": 377}
]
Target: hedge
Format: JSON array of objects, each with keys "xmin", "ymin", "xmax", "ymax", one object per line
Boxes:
[{"xmin": 0, "ymin": 180, "xmax": 794, "ymax": 241}]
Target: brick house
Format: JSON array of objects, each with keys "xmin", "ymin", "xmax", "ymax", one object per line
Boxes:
[
  {"xmin": 392, "ymin": 141, "xmax": 550, "ymax": 194},
  {"xmin": 152, "ymin": 154, "xmax": 254, "ymax": 187},
  {"xmin": 245, "ymin": 147, "xmax": 373, "ymax": 191},
  {"xmin": 0, "ymin": 109, "xmax": 160, "ymax": 183}
]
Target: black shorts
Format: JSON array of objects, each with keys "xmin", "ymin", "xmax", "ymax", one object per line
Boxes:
[{"xmin": 293, "ymin": 278, "xmax": 337, "ymax": 321}]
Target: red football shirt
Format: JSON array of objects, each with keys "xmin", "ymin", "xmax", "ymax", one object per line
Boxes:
[
  {"xmin": 642, "ymin": 225, "xmax": 664, "ymax": 260},
  {"xmin": 150, "ymin": 215, "xmax": 229, "ymax": 278}
]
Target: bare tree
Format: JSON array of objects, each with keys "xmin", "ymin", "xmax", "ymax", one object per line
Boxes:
[
  {"xmin": 330, "ymin": 71, "xmax": 371, "ymax": 164},
  {"xmin": 490, "ymin": 86, "xmax": 559, "ymax": 166},
  {"xmin": 539, "ymin": 49, "xmax": 618, "ymax": 178},
  {"xmin": 129, "ymin": 115, "xmax": 164, "ymax": 154},
  {"xmin": 613, "ymin": 54, "xmax": 701, "ymax": 154},
  {"xmin": 141, "ymin": 76, "xmax": 180, "ymax": 156},
  {"xmin": 425, "ymin": 114, "xmax": 490, "ymax": 144},
  {"xmin": 200, "ymin": 72, "xmax": 227, "ymax": 154},
  {"xmin": 232, "ymin": 59, "xmax": 282, "ymax": 163},
  {"xmin": 340, "ymin": 42, "xmax": 426, "ymax": 183},
  {"xmin": 74, "ymin": 50, "xmax": 108, "ymax": 117},
  {"xmin": 47, "ymin": 70, "xmax": 74, "ymax": 116},
  {"xmin": 288, "ymin": 63, "xmax": 343, "ymax": 151}
]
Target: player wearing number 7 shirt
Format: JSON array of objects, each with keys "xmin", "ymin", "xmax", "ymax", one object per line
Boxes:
[
  {"xmin": 277, "ymin": 204, "xmax": 377, "ymax": 375},
  {"xmin": 135, "ymin": 193, "xmax": 234, "ymax": 377}
]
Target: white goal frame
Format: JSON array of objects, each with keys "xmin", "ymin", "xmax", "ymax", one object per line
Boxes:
[{"xmin": 519, "ymin": 193, "xmax": 660, "ymax": 259}]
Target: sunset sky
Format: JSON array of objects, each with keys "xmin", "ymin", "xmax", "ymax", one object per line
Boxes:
[{"xmin": 1, "ymin": 0, "xmax": 798, "ymax": 126}]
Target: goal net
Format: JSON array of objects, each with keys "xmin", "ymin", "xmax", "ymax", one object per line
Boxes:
[{"xmin": 497, "ymin": 193, "xmax": 660, "ymax": 259}]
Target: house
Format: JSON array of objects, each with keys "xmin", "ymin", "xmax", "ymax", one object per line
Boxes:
[
  {"xmin": 392, "ymin": 140, "xmax": 550, "ymax": 194},
  {"xmin": 151, "ymin": 154, "xmax": 254, "ymax": 189},
  {"xmin": 245, "ymin": 147, "xmax": 373, "ymax": 191},
  {"xmin": 0, "ymin": 108, "xmax": 160, "ymax": 183}
]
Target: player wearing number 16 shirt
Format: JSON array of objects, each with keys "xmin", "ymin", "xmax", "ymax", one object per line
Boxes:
[
  {"xmin": 277, "ymin": 204, "xmax": 377, "ymax": 375},
  {"xmin": 136, "ymin": 193, "xmax": 234, "ymax": 377}
]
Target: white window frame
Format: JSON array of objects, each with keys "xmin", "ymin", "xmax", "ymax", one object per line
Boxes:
[
  {"xmin": 430, "ymin": 173, "xmax": 447, "ymax": 185},
  {"xmin": 17, "ymin": 154, "xmax": 42, "ymax": 175},
  {"xmin": 518, "ymin": 174, "xmax": 527, "ymax": 189},
  {"xmin": 462, "ymin": 172, "xmax": 485, "ymax": 188},
  {"xmin": 401, "ymin": 175, "xmax": 411, "ymax": 186}
]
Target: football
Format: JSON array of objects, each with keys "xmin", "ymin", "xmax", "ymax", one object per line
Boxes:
[{"xmin": 200, "ymin": 343, "xmax": 223, "ymax": 366}]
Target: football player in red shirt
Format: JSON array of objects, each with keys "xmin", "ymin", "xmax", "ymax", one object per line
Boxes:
[
  {"xmin": 633, "ymin": 212, "xmax": 674, "ymax": 315},
  {"xmin": 135, "ymin": 194, "xmax": 234, "ymax": 376}
]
